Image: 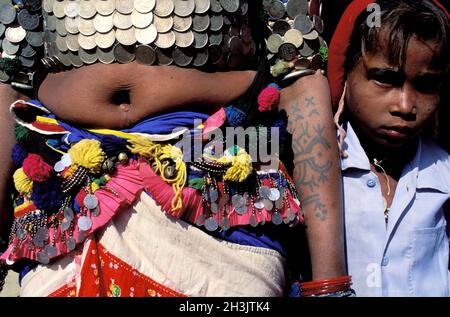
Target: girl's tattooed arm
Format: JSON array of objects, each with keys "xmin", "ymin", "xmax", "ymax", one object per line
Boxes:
[{"xmin": 279, "ymin": 72, "xmax": 346, "ymax": 280}]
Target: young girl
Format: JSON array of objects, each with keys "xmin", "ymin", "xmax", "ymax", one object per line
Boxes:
[
  {"xmin": 328, "ymin": 0, "xmax": 450, "ymax": 296},
  {"xmin": 0, "ymin": 0, "xmax": 348, "ymax": 296}
]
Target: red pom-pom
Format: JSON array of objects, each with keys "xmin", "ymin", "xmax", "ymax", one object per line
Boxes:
[
  {"xmin": 258, "ymin": 86, "xmax": 280, "ymax": 112},
  {"xmin": 22, "ymin": 154, "xmax": 53, "ymax": 182}
]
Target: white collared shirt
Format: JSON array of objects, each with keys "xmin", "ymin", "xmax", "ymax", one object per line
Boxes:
[{"xmin": 341, "ymin": 123, "xmax": 450, "ymax": 297}]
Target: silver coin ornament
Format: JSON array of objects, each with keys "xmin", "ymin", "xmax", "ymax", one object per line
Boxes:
[
  {"xmin": 66, "ymin": 236, "xmax": 76, "ymax": 251},
  {"xmin": 220, "ymin": 216, "xmax": 230, "ymax": 231},
  {"xmin": 83, "ymin": 194, "xmax": 98, "ymax": 210},
  {"xmin": 61, "ymin": 219, "xmax": 71, "ymax": 232},
  {"xmin": 37, "ymin": 251, "xmax": 50, "ymax": 264},
  {"xmin": 38, "ymin": 0, "xmax": 258, "ymax": 70},
  {"xmin": 271, "ymin": 211, "xmax": 283, "ymax": 225},
  {"xmin": 205, "ymin": 216, "xmax": 219, "ymax": 232},
  {"xmin": 0, "ymin": 1, "xmax": 45, "ymax": 87},
  {"xmin": 210, "ymin": 202, "xmax": 220, "ymax": 214},
  {"xmin": 63, "ymin": 207, "xmax": 75, "ymax": 221},
  {"xmin": 78, "ymin": 216, "xmax": 92, "ymax": 231},
  {"xmin": 45, "ymin": 245, "xmax": 58, "ymax": 257},
  {"xmin": 196, "ymin": 213, "xmax": 206, "ymax": 226},
  {"xmin": 249, "ymin": 214, "xmax": 258, "ymax": 227},
  {"xmin": 263, "ymin": 0, "xmax": 327, "ymax": 79}
]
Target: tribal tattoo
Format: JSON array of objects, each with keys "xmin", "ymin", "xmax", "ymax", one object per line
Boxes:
[{"xmin": 288, "ymin": 97, "xmax": 333, "ymax": 221}]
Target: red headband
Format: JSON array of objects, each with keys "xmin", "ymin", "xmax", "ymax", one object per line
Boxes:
[{"xmin": 327, "ymin": 0, "xmax": 450, "ymax": 111}]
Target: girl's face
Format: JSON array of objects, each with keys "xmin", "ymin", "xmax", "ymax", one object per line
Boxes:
[{"xmin": 346, "ymin": 35, "xmax": 443, "ymax": 148}]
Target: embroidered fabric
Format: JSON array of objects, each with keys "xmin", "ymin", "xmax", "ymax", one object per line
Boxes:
[{"xmin": 1, "ymin": 98, "xmax": 303, "ymax": 266}]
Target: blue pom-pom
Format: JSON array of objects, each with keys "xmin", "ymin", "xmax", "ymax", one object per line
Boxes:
[
  {"xmin": 225, "ymin": 106, "xmax": 246, "ymax": 127},
  {"xmin": 31, "ymin": 178, "xmax": 63, "ymax": 213},
  {"xmin": 268, "ymin": 83, "xmax": 281, "ymax": 91},
  {"xmin": 11, "ymin": 143, "xmax": 28, "ymax": 166},
  {"xmin": 272, "ymin": 119, "xmax": 288, "ymax": 142},
  {"xmin": 101, "ymin": 135, "xmax": 128, "ymax": 156}
]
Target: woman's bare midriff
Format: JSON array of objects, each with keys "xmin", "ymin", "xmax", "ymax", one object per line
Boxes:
[{"xmin": 38, "ymin": 62, "xmax": 256, "ymax": 129}]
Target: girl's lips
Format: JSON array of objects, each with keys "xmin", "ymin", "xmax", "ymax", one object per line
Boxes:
[{"xmin": 381, "ymin": 127, "xmax": 410, "ymax": 139}]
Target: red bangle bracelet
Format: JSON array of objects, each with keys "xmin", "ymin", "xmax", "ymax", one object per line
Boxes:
[{"xmin": 300, "ymin": 275, "xmax": 353, "ymax": 296}]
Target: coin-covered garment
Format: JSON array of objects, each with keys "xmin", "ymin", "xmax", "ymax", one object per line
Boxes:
[
  {"xmin": 42, "ymin": 0, "xmax": 260, "ymax": 70},
  {"xmin": 0, "ymin": 0, "xmax": 44, "ymax": 89},
  {"xmin": 263, "ymin": 0, "xmax": 327, "ymax": 79}
]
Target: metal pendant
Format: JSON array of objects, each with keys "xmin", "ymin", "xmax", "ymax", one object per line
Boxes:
[
  {"xmin": 45, "ymin": 245, "xmax": 58, "ymax": 257},
  {"xmin": 249, "ymin": 214, "xmax": 259, "ymax": 227},
  {"xmin": 204, "ymin": 217, "xmax": 218, "ymax": 232},
  {"xmin": 263, "ymin": 199, "xmax": 273, "ymax": 211},
  {"xmin": 196, "ymin": 214, "xmax": 206, "ymax": 226},
  {"xmin": 63, "ymin": 207, "xmax": 75, "ymax": 221},
  {"xmin": 61, "ymin": 219, "xmax": 71, "ymax": 232},
  {"xmin": 271, "ymin": 211, "xmax": 283, "ymax": 225},
  {"xmin": 210, "ymin": 202, "xmax": 220, "ymax": 214},
  {"xmin": 259, "ymin": 186, "xmax": 271, "ymax": 199},
  {"xmin": 66, "ymin": 236, "xmax": 76, "ymax": 251},
  {"xmin": 77, "ymin": 216, "xmax": 92, "ymax": 231},
  {"xmin": 37, "ymin": 251, "xmax": 50, "ymax": 265},
  {"xmin": 83, "ymin": 194, "xmax": 98, "ymax": 210},
  {"xmin": 254, "ymin": 197, "xmax": 264, "ymax": 210},
  {"xmin": 234, "ymin": 204, "xmax": 248, "ymax": 215},
  {"xmin": 268, "ymin": 188, "xmax": 280, "ymax": 202},
  {"xmin": 16, "ymin": 228, "xmax": 27, "ymax": 240},
  {"xmin": 220, "ymin": 217, "xmax": 230, "ymax": 231},
  {"xmin": 208, "ymin": 188, "xmax": 219, "ymax": 203}
]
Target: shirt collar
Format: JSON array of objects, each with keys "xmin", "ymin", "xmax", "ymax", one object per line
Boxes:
[
  {"xmin": 341, "ymin": 122, "xmax": 449, "ymax": 194},
  {"xmin": 340, "ymin": 122, "xmax": 371, "ymax": 171}
]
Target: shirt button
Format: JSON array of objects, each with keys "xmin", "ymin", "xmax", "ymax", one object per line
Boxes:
[
  {"xmin": 367, "ymin": 179, "xmax": 377, "ymax": 188},
  {"xmin": 381, "ymin": 257, "xmax": 389, "ymax": 267}
]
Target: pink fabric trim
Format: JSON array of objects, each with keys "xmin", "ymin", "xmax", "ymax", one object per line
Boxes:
[{"xmin": 1, "ymin": 159, "xmax": 302, "ymax": 263}]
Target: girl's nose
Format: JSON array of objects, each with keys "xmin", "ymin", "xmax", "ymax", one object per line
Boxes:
[{"xmin": 390, "ymin": 83, "xmax": 417, "ymax": 118}]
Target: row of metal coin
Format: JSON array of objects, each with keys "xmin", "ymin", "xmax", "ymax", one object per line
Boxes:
[
  {"xmin": 262, "ymin": 0, "xmax": 327, "ymax": 78},
  {"xmin": 264, "ymin": 0, "xmax": 310, "ymax": 20},
  {"xmin": 44, "ymin": 24, "xmax": 258, "ymax": 69},
  {"xmin": 43, "ymin": 0, "xmax": 250, "ymax": 17},
  {"xmin": 42, "ymin": 0, "xmax": 259, "ymax": 69}
]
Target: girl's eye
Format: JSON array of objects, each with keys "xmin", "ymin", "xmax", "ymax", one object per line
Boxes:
[
  {"xmin": 413, "ymin": 76, "xmax": 442, "ymax": 94},
  {"xmin": 368, "ymin": 69, "xmax": 404, "ymax": 87}
]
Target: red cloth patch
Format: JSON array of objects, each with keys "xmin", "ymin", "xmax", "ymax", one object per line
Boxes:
[{"xmin": 75, "ymin": 240, "xmax": 187, "ymax": 297}]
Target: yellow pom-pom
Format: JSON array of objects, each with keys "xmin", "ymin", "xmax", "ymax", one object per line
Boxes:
[
  {"xmin": 68, "ymin": 139, "xmax": 105, "ymax": 174},
  {"xmin": 13, "ymin": 168, "xmax": 33, "ymax": 195},
  {"xmin": 223, "ymin": 147, "xmax": 253, "ymax": 182}
]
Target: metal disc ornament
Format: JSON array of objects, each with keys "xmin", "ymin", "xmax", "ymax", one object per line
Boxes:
[
  {"xmin": 83, "ymin": 194, "xmax": 98, "ymax": 210},
  {"xmin": 205, "ymin": 217, "xmax": 218, "ymax": 232},
  {"xmin": 45, "ymin": 245, "xmax": 58, "ymax": 257},
  {"xmin": 78, "ymin": 216, "xmax": 92, "ymax": 231},
  {"xmin": 66, "ymin": 236, "xmax": 76, "ymax": 251},
  {"xmin": 271, "ymin": 211, "xmax": 283, "ymax": 225},
  {"xmin": 220, "ymin": 217, "xmax": 230, "ymax": 231},
  {"xmin": 37, "ymin": 251, "xmax": 50, "ymax": 264}
]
